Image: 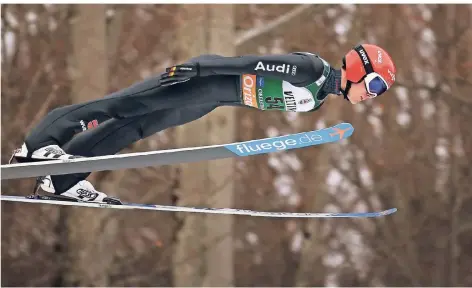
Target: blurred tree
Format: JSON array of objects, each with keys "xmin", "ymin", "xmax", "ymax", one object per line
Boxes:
[
  {"xmin": 172, "ymin": 4, "xmax": 236, "ymax": 287},
  {"xmin": 294, "ymin": 7, "xmax": 346, "ymax": 286},
  {"xmin": 1, "ymin": 4, "xmax": 74, "ymax": 286},
  {"xmin": 60, "ymin": 4, "xmax": 116, "ymax": 286}
]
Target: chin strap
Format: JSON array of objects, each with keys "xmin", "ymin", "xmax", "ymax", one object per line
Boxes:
[{"xmin": 340, "ymin": 80, "xmax": 351, "ymax": 101}]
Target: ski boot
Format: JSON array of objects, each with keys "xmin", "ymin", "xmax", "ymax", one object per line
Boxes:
[
  {"xmin": 30, "ymin": 175, "xmax": 123, "ymax": 205},
  {"xmin": 9, "ymin": 143, "xmax": 122, "ymax": 205},
  {"xmin": 9, "ymin": 143, "xmax": 84, "ymax": 164}
]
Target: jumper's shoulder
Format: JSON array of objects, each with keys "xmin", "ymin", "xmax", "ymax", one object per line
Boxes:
[{"xmin": 291, "ymin": 52, "xmax": 331, "ymax": 67}]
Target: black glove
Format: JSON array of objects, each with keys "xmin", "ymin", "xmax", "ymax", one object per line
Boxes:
[{"xmin": 159, "ymin": 63, "xmax": 200, "ymax": 87}]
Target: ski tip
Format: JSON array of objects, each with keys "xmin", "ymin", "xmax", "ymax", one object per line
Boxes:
[
  {"xmin": 329, "ymin": 122, "xmax": 354, "ymax": 140},
  {"xmin": 379, "ymin": 208, "xmax": 397, "ymax": 216},
  {"xmin": 225, "ymin": 122, "xmax": 355, "ymax": 157}
]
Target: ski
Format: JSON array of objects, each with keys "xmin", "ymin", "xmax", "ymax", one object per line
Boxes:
[
  {"xmin": 1, "ymin": 123, "xmax": 354, "ymax": 180},
  {"xmin": 0, "ymin": 195, "xmax": 396, "ymax": 218}
]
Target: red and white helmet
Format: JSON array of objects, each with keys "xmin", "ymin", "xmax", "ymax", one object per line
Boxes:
[{"xmin": 341, "ymin": 44, "xmax": 396, "ymax": 99}]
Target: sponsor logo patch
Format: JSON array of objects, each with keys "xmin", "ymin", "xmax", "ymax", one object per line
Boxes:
[
  {"xmin": 299, "ymin": 98, "xmax": 313, "ymax": 105},
  {"xmin": 241, "ymin": 74, "xmax": 257, "ymax": 108},
  {"xmin": 388, "ymin": 69, "xmax": 396, "ymax": 82},
  {"xmin": 87, "ymin": 119, "xmax": 99, "ymax": 129},
  {"xmin": 359, "ymin": 49, "xmax": 370, "ymax": 65},
  {"xmin": 254, "ymin": 61, "xmax": 294, "ymax": 75}
]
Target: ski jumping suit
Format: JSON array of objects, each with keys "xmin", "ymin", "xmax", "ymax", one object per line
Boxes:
[{"xmin": 23, "ymin": 53, "xmax": 340, "ymax": 193}]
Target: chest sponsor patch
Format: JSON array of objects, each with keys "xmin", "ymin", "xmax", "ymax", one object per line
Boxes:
[{"xmin": 241, "ymin": 74, "xmax": 257, "ymax": 108}]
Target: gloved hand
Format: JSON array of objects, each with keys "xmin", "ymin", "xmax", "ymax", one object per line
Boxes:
[{"xmin": 159, "ymin": 63, "xmax": 200, "ymax": 87}]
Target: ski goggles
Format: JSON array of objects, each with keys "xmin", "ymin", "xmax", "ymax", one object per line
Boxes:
[{"xmin": 363, "ymin": 72, "xmax": 389, "ymax": 98}]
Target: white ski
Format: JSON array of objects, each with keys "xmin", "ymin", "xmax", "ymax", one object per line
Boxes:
[
  {"xmin": 0, "ymin": 195, "xmax": 397, "ymax": 218},
  {"xmin": 1, "ymin": 123, "xmax": 354, "ymax": 180}
]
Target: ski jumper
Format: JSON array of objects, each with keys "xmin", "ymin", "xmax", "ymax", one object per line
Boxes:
[{"xmin": 23, "ymin": 53, "xmax": 340, "ymax": 193}]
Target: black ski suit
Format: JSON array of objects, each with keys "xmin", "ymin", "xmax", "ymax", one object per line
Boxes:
[{"xmin": 23, "ymin": 53, "xmax": 339, "ymax": 193}]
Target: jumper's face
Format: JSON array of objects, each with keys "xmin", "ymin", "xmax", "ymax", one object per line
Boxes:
[
  {"xmin": 346, "ymin": 80, "xmax": 370, "ymax": 104},
  {"xmin": 341, "ymin": 69, "xmax": 374, "ymax": 104}
]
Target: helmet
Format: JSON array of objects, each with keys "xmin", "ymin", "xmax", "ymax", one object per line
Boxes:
[{"xmin": 341, "ymin": 44, "xmax": 396, "ymax": 99}]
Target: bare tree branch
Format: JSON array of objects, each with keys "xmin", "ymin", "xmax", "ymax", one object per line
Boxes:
[{"xmin": 235, "ymin": 4, "xmax": 316, "ymax": 47}]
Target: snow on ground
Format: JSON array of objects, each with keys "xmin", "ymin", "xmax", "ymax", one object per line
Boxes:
[
  {"xmin": 435, "ymin": 137, "xmax": 449, "ymax": 160},
  {"xmin": 280, "ymin": 153, "xmax": 302, "ymax": 171},
  {"xmin": 274, "ymin": 174, "xmax": 294, "ymax": 197},
  {"xmin": 3, "ymin": 11, "xmax": 18, "ymax": 60},
  {"xmin": 353, "ymin": 102, "xmax": 366, "ymax": 114},
  {"xmin": 367, "ymin": 115, "xmax": 383, "ymax": 138},
  {"xmin": 453, "ymin": 135, "xmax": 465, "ymax": 158},
  {"xmin": 245, "ymin": 231, "xmax": 259, "ymax": 246},
  {"xmin": 4, "ymin": 31, "xmax": 16, "ymax": 59},
  {"xmin": 323, "ymin": 250, "xmax": 345, "ymax": 268},
  {"xmin": 422, "ymin": 100, "xmax": 436, "ymax": 121},
  {"xmin": 266, "ymin": 126, "xmax": 280, "ymax": 138},
  {"xmin": 290, "ymin": 231, "xmax": 304, "ymax": 253},
  {"xmin": 268, "ymin": 155, "xmax": 283, "ymax": 172},
  {"xmin": 315, "ymin": 118, "xmax": 327, "ymax": 130},
  {"xmin": 396, "ymin": 87, "xmax": 410, "ymax": 109},
  {"xmin": 359, "ymin": 166, "xmax": 373, "ymax": 188},
  {"xmin": 397, "ymin": 111, "xmax": 412, "ymax": 127},
  {"xmin": 327, "ymin": 169, "xmax": 343, "ymax": 188}
]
